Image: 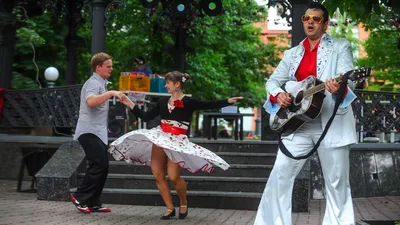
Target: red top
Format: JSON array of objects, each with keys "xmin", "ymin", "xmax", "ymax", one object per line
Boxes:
[
  {"xmin": 270, "ymin": 38, "xmax": 346, "ymax": 103},
  {"xmin": 295, "ymin": 38, "xmax": 320, "ymax": 81}
]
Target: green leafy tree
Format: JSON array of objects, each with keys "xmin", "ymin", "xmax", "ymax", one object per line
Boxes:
[
  {"xmin": 93, "ymin": 0, "xmax": 281, "ymax": 106},
  {"xmin": 323, "ymin": 0, "xmax": 399, "ymax": 23},
  {"xmin": 327, "ymin": 10, "xmax": 359, "ymax": 57},
  {"xmin": 355, "ymin": 8, "xmax": 400, "ymax": 87},
  {"xmin": 12, "ymin": 9, "xmax": 67, "ymax": 89},
  {"xmin": 13, "ymin": 0, "xmax": 282, "ymax": 108}
]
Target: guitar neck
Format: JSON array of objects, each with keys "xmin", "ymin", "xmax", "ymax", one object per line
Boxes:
[{"xmin": 303, "ymin": 76, "xmax": 342, "ymax": 98}]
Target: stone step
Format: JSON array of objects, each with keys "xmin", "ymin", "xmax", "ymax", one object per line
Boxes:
[
  {"xmin": 108, "ymin": 138, "xmax": 279, "ymax": 153},
  {"xmin": 105, "ymin": 161, "xmax": 273, "ymax": 177},
  {"xmin": 69, "ymin": 188, "xmax": 307, "ymax": 212},
  {"xmin": 72, "ymin": 188, "xmax": 262, "ymax": 210},
  {"xmin": 77, "ymin": 173, "xmax": 268, "ymax": 192},
  {"xmin": 186, "ymin": 139, "xmax": 279, "ymax": 153},
  {"xmin": 107, "ymin": 152, "xmax": 277, "ymax": 165}
]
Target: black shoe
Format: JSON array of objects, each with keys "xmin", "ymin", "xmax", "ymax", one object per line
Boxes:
[
  {"xmin": 160, "ymin": 208, "xmax": 175, "ymax": 220},
  {"xmin": 71, "ymin": 195, "xmax": 90, "ymax": 214},
  {"xmin": 179, "ymin": 205, "xmax": 188, "ymax": 219}
]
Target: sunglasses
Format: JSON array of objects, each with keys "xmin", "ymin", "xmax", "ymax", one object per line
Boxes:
[{"xmin": 302, "ymin": 15, "xmax": 323, "ymax": 24}]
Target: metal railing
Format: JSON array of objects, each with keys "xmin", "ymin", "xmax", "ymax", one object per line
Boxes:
[
  {"xmin": 352, "ymin": 90, "xmax": 400, "ymax": 143},
  {"xmin": 1, "ymin": 87, "xmax": 399, "ymax": 143},
  {"xmin": 1, "ymin": 85, "xmax": 82, "ymax": 128}
]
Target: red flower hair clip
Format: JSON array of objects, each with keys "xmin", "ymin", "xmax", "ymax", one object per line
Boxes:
[{"xmin": 173, "ymin": 99, "xmax": 184, "ymax": 108}]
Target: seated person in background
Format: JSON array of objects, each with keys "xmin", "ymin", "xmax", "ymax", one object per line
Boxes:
[
  {"xmin": 134, "ymin": 56, "xmax": 152, "ymax": 76},
  {"xmin": 218, "ymin": 125, "xmax": 231, "ymax": 138}
]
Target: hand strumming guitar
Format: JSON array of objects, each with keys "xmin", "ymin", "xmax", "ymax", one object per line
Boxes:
[{"xmin": 277, "ymin": 92, "xmax": 292, "ymax": 108}]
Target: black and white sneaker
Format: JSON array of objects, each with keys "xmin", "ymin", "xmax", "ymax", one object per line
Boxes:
[
  {"xmin": 71, "ymin": 195, "xmax": 90, "ymax": 214},
  {"xmin": 89, "ymin": 205, "xmax": 111, "ymax": 213}
]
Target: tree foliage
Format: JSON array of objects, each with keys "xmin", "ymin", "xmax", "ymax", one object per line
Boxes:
[
  {"xmin": 12, "ymin": 7, "xmax": 67, "ymax": 89},
  {"xmin": 355, "ymin": 8, "xmax": 400, "ymax": 86},
  {"xmin": 327, "ymin": 10, "xmax": 359, "ymax": 57},
  {"xmin": 322, "ymin": 0, "xmax": 399, "ymax": 24},
  {"xmin": 322, "ymin": 0, "xmax": 400, "ymax": 87},
  {"xmin": 12, "ymin": 0, "xmax": 282, "ymax": 107}
]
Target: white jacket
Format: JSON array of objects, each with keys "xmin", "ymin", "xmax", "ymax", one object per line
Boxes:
[{"xmin": 264, "ymin": 33, "xmax": 358, "ymax": 148}]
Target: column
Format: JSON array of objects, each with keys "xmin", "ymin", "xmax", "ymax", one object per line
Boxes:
[
  {"xmin": 90, "ymin": 0, "xmax": 107, "ymax": 55},
  {"xmin": 288, "ymin": 0, "xmax": 308, "ymax": 46},
  {"xmin": 0, "ymin": 0, "xmax": 17, "ymax": 89},
  {"xmin": 85, "ymin": 0, "xmax": 123, "ymax": 56},
  {"xmin": 172, "ymin": 24, "xmax": 187, "ymax": 72},
  {"xmin": 65, "ymin": 0, "xmax": 84, "ymax": 85}
]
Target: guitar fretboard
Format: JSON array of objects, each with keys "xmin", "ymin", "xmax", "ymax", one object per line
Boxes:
[{"xmin": 303, "ymin": 76, "xmax": 343, "ymax": 98}]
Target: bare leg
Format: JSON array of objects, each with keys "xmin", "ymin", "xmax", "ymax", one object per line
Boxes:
[
  {"xmin": 167, "ymin": 159, "xmax": 187, "ymax": 214},
  {"xmin": 151, "ymin": 145, "xmax": 174, "ymax": 215}
]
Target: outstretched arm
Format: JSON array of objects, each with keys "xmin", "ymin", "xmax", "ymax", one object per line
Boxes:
[
  {"xmin": 189, "ymin": 96, "xmax": 244, "ymax": 111},
  {"xmin": 120, "ymin": 97, "xmax": 160, "ymax": 122}
]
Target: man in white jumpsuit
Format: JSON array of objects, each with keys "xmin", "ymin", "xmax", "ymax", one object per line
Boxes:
[{"xmin": 255, "ymin": 2, "xmax": 357, "ymax": 225}]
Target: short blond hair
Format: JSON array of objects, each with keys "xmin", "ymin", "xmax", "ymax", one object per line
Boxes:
[{"xmin": 91, "ymin": 52, "xmax": 112, "ymax": 71}]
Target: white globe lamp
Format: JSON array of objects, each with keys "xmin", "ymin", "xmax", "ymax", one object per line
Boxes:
[{"xmin": 44, "ymin": 67, "xmax": 59, "ymax": 88}]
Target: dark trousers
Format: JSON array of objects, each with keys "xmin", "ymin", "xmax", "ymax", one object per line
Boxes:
[{"xmin": 74, "ymin": 133, "xmax": 109, "ymax": 206}]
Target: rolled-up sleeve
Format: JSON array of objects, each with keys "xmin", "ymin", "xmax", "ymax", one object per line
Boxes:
[{"xmin": 84, "ymin": 80, "xmax": 100, "ymax": 101}]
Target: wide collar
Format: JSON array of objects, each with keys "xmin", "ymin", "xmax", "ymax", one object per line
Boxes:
[{"xmin": 289, "ymin": 33, "xmax": 335, "ymax": 80}]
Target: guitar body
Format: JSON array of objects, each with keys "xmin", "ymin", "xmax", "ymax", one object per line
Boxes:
[
  {"xmin": 268, "ymin": 68, "xmax": 371, "ymax": 135},
  {"xmin": 269, "ymin": 76, "xmax": 326, "ymax": 134}
]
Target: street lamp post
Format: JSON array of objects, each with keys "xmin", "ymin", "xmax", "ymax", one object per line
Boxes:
[{"xmin": 44, "ymin": 67, "xmax": 59, "ymax": 88}]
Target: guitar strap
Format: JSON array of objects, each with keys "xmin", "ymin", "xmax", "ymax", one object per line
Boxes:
[{"xmin": 277, "ymin": 72, "xmax": 352, "ymax": 160}]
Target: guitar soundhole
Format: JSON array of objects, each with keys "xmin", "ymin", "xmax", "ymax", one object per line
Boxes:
[
  {"xmin": 293, "ymin": 91, "xmax": 303, "ymax": 106},
  {"xmin": 287, "ymin": 91, "xmax": 303, "ymax": 113}
]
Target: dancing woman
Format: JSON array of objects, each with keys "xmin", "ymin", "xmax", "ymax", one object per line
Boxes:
[{"xmin": 109, "ymin": 71, "xmax": 243, "ymax": 220}]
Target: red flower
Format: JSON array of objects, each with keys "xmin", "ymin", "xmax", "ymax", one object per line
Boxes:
[{"xmin": 173, "ymin": 99, "xmax": 184, "ymax": 108}]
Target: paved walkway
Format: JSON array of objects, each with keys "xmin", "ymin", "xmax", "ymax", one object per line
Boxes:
[{"xmin": 0, "ymin": 180, "xmax": 399, "ymax": 225}]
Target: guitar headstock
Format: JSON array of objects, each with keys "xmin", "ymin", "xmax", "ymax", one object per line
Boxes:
[{"xmin": 348, "ymin": 67, "xmax": 371, "ymax": 84}]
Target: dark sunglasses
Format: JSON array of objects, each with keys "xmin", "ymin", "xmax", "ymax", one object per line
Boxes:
[{"xmin": 302, "ymin": 15, "xmax": 323, "ymax": 24}]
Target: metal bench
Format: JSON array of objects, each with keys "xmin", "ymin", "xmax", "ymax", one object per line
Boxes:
[{"xmin": 201, "ymin": 112, "xmax": 254, "ymax": 140}]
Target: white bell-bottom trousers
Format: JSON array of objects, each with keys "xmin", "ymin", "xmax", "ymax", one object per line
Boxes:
[{"xmin": 254, "ymin": 121, "xmax": 355, "ymax": 225}]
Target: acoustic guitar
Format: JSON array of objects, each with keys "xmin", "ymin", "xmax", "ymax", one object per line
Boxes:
[{"xmin": 269, "ymin": 68, "xmax": 371, "ymax": 134}]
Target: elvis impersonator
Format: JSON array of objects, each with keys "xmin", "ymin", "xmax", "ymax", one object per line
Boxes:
[{"xmin": 255, "ymin": 2, "xmax": 358, "ymax": 225}]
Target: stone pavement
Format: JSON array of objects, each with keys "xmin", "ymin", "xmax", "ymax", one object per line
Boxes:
[{"xmin": 0, "ymin": 180, "xmax": 399, "ymax": 225}]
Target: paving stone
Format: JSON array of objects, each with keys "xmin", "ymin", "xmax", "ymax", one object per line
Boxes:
[{"xmin": 0, "ymin": 180, "xmax": 399, "ymax": 225}]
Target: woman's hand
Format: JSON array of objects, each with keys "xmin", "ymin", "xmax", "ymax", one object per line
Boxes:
[{"xmin": 228, "ymin": 96, "xmax": 244, "ymax": 103}]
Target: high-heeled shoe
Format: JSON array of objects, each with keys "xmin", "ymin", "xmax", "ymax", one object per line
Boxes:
[
  {"xmin": 179, "ymin": 205, "xmax": 188, "ymax": 219},
  {"xmin": 160, "ymin": 208, "xmax": 176, "ymax": 220}
]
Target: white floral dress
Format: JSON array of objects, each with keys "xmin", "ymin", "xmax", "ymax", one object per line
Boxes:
[{"xmin": 108, "ymin": 102, "xmax": 230, "ymax": 174}]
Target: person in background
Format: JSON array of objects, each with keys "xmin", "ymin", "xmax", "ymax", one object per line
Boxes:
[
  {"xmin": 218, "ymin": 125, "xmax": 231, "ymax": 138},
  {"xmin": 134, "ymin": 56, "xmax": 152, "ymax": 76}
]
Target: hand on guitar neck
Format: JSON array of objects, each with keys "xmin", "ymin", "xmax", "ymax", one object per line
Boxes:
[{"xmin": 325, "ymin": 78, "xmax": 340, "ymax": 94}]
